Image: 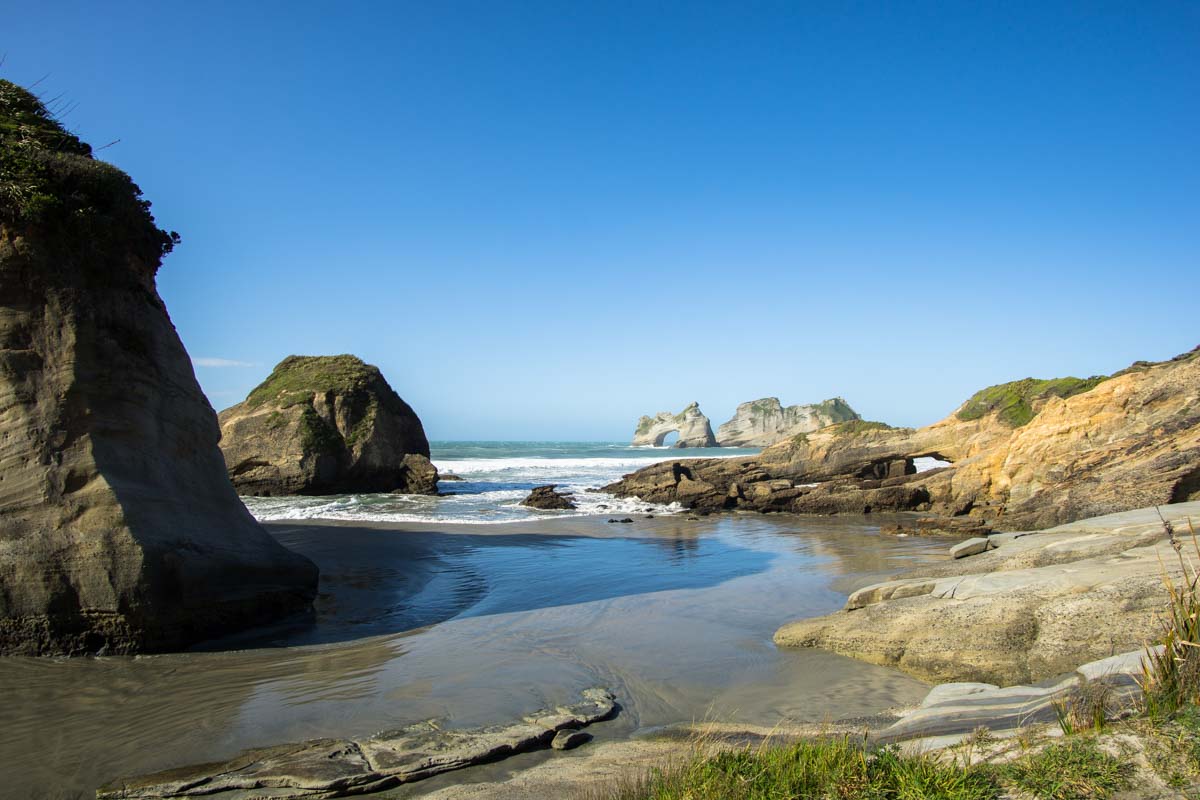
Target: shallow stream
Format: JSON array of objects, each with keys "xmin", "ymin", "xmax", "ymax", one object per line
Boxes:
[{"xmin": 0, "ymin": 514, "xmax": 947, "ymax": 797}]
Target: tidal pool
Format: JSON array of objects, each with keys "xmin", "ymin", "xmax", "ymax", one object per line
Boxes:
[{"xmin": 0, "ymin": 514, "xmax": 947, "ymax": 798}]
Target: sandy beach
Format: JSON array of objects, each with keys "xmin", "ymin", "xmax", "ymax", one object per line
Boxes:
[{"xmin": 0, "ymin": 512, "xmax": 949, "ymax": 797}]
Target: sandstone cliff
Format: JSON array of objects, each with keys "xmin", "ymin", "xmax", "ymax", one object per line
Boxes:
[
  {"xmin": 606, "ymin": 348, "xmax": 1200, "ymax": 530},
  {"xmin": 715, "ymin": 396, "xmax": 859, "ymax": 447},
  {"xmin": 219, "ymin": 355, "xmax": 437, "ymax": 495},
  {"xmin": 631, "ymin": 402, "xmax": 716, "ymax": 448},
  {"xmin": 0, "ymin": 80, "xmax": 318, "ymax": 655}
]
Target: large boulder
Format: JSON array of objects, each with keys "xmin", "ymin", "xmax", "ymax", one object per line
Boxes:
[
  {"xmin": 715, "ymin": 396, "xmax": 860, "ymax": 447},
  {"xmin": 0, "ymin": 80, "xmax": 318, "ymax": 655},
  {"xmin": 631, "ymin": 402, "xmax": 716, "ymax": 448},
  {"xmin": 219, "ymin": 355, "xmax": 437, "ymax": 496}
]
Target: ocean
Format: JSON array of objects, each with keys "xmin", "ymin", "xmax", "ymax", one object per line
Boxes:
[{"xmin": 241, "ymin": 441, "xmax": 762, "ymax": 524}]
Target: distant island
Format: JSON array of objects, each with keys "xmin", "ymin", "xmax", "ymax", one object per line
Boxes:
[{"xmin": 631, "ymin": 397, "xmax": 860, "ymax": 448}]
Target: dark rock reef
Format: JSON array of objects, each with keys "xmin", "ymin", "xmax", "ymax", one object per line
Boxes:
[
  {"xmin": 0, "ymin": 80, "xmax": 318, "ymax": 655},
  {"xmin": 520, "ymin": 485, "xmax": 577, "ymax": 510},
  {"xmin": 606, "ymin": 348, "xmax": 1200, "ymax": 531},
  {"xmin": 218, "ymin": 355, "xmax": 438, "ymax": 496}
]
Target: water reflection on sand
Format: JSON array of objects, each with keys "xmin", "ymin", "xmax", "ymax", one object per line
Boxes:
[{"xmin": 0, "ymin": 514, "xmax": 947, "ymax": 797}]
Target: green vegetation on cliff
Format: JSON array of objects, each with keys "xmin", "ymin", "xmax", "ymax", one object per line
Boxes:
[
  {"xmin": 0, "ymin": 79, "xmax": 178, "ymax": 262},
  {"xmin": 830, "ymin": 419, "xmax": 906, "ymax": 437},
  {"xmin": 247, "ymin": 355, "xmax": 382, "ymax": 409},
  {"xmin": 957, "ymin": 376, "xmax": 1108, "ymax": 428}
]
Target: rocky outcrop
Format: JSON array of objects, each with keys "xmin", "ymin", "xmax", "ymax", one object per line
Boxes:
[
  {"xmin": 520, "ymin": 485, "xmax": 576, "ymax": 510},
  {"xmin": 0, "ymin": 80, "xmax": 318, "ymax": 655},
  {"xmin": 631, "ymin": 402, "xmax": 716, "ymax": 448},
  {"xmin": 218, "ymin": 355, "xmax": 437, "ymax": 496},
  {"xmin": 774, "ymin": 502, "xmax": 1198, "ymax": 686},
  {"xmin": 715, "ymin": 397, "xmax": 860, "ymax": 447},
  {"xmin": 607, "ymin": 348, "xmax": 1200, "ymax": 531},
  {"xmin": 97, "ymin": 688, "xmax": 617, "ymax": 798}
]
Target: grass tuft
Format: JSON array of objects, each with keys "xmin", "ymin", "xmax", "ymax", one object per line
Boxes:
[
  {"xmin": 995, "ymin": 737, "xmax": 1133, "ymax": 800},
  {"xmin": 578, "ymin": 736, "xmax": 998, "ymax": 800}
]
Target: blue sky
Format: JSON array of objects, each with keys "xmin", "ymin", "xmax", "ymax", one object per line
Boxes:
[{"xmin": 4, "ymin": 1, "xmax": 1197, "ymax": 439}]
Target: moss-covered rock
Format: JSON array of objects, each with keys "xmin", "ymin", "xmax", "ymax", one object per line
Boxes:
[
  {"xmin": 956, "ymin": 376, "xmax": 1108, "ymax": 427},
  {"xmin": 219, "ymin": 355, "xmax": 437, "ymax": 495}
]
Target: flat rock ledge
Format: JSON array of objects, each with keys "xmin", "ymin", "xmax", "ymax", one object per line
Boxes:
[
  {"xmin": 877, "ymin": 647, "xmax": 1160, "ymax": 749},
  {"xmin": 775, "ymin": 502, "xmax": 1200, "ymax": 685},
  {"xmin": 97, "ymin": 688, "xmax": 617, "ymax": 799}
]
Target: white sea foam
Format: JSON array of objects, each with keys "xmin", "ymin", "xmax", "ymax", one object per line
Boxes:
[{"xmin": 242, "ymin": 446, "xmax": 717, "ymax": 525}]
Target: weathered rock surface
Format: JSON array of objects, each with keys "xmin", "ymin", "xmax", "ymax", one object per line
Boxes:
[
  {"xmin": 520, "ymin": 485, "xmax": 577, "ymax": 510},
  {"xmin": 715, "ymin": 396, "xmax": 860, "ymax": 447},
  {"xmin": 774, "ymin": 503, "xmax": 1200, "ymax": 685},
  {"xmin": 97, "ymin": 688, "xmax": 618, "ymax": 798},
  {"xmin": 218, "ymin": 355, "xmax": 437, "ymax": 496},
  {"xmin": 631, "ymin": 402, "xmax": 716, "ymax": 448},
  {"xmin": 878, "ymin": 646, "xmax": 1158, "ymax": 744},
  {"xmin": 0, "ymin": 80, "xmax": 318, "ymax": 655},
  {"xmin": 551, "ymin": 729, "xmax": 592, "ymax": 750},
  {"xmin": 608, "ymin": 348, "xmax": 1200, "ymax": 530}
]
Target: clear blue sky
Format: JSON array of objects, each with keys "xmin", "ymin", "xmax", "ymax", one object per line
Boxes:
[{"xmin": 4, "ymin": 1, "xmax": 1197, "ymax": 440}]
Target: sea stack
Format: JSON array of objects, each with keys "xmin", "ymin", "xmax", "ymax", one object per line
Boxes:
[
  {"xmin": 0, "ymin": 80, "xmax": 318, "ymax": 655},
  {"xmin": 218, "ymin": 355, "xmax": 438, "ymax": 495},
  {"xmin": 715, "ymin": 397, "xmax": 861, "ymax": 447},
  {"xmin": 631, "ymin": 402, "xmax": 717, "ymax": 447}
]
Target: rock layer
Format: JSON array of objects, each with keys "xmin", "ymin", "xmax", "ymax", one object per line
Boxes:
[
  {"xmin": 97, "ymin": 688, "xmax": 618, "ymax": 799},
  {"xmin": 0, "ymin": 80, "xmax": 318, "ymax": 655},
  {"xmin": 608, "ymin": 348, "xmax": 1200, "ymax": 530},
  {"xmin": 218, "ymin": 355, "xmax": 437, "ymax": 496},
  {"xmin": 774, "ymin": 503, "xmax": 1199, "ymax": 685},
  {"xmin": 631, "ymin": 402, "xmax": 716, "ymax": 448},
  {"xmin": 715, "ymin": 397, "xmax": 859, "ymax": 447}
]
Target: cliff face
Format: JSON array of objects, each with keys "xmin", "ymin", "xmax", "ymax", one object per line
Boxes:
[
  {"xmin": 0, "ymin": 80, "xmax": 318, "ymax": 655},
  {"xmin": 715, "ymin": 397, "xmax": 860, "ymax": 447},
  {"xmin": 631, "ymin": 402, "xmax": 717, "ymax": 448},
  {"xmin": 607, "ymin": 349, "xmax": 1200, "ymax": 531},
  {"xmin": 218, "ymin": 355, "xmax": 437, "ymax": 496}
]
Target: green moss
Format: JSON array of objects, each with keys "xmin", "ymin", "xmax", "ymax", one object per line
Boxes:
[
  {"xmin": 956, "ymin": 376, "xmax": 1108, "ymax": 428},
  {"xmin": 0, "ymin": 79, "xmax": 177, "ymax": 262},
  {"xmin": 246, "ymin": 355, "xmax": 379, "ymax": 409},
  {"xmin": 297, "ymin": 406, "xmax": 343, "ymax": 456},
  {"xmin": 831, "ymin": 419, "xmax": 904, "ymax": 437},
  {"xmin": 790, "ymin": 432, "xmax": 810, "ymax": 447},
  {"xmin": 816, "ymin": 397, "xmax": 860, "ymax": 422},
  {"xmin": 343, "ymin": 403, "xmax": 376, "ymax": 448},
  {"xmin": 265, "ymin": 411, "xmax": 286, "ymax": 429}
]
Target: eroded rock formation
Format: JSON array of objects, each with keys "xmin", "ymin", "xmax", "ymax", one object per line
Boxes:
[
  {"xmin": 631, "ymin": 402, "xmax": 716, "ymax": 448},
  {"xmin": 218, "ymin": 355, "xmax": 438, "ymax": 496},
  {"xmin": 607, "ymin": 348, "xmax": 1200, "ymax": 530},
  {"xmin": 0, "ymin": 80, "xmax": 318, "ymax": 655},
  {"xmin": 774, "ymin": 503, "xmax": 1197, "ymax": 686},
  {"xmin": 715, "ymin": 397, "xmax": 860, "ymax": 447},
  {"xmin": 98, "ymin": 688, "xmax": 617, "ymax": 798}
]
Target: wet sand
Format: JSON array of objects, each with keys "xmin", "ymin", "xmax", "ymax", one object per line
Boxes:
[{"xmin": 0, "ymin": 513, "xmax": 949, "ymax": 798}]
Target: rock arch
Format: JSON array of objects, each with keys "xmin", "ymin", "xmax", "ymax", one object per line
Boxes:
[{"xmin": 632, "ymin": 402, "xmax": 717, "ymax": 448}]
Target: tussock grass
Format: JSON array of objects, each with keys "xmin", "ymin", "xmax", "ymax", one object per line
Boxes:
[
  {"xmin": 577, "ymin": 735, "xmax": 999, "ymax": 800},
  {"xmin": 1139, "ymin": 515, "xmax": 1200, "ymax": 718},
  {"xmin": 995, "ymin": 737, "xmax": 1133, "ymax": 800}
]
